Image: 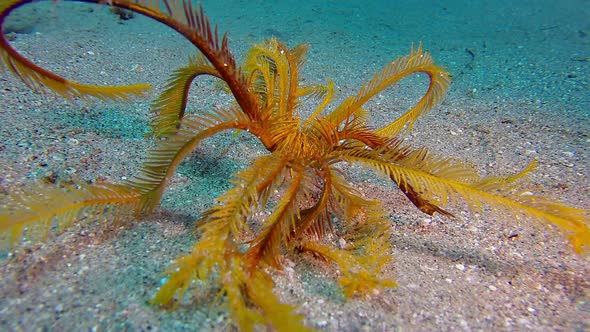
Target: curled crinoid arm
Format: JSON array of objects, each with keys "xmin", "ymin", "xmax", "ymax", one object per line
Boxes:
[
  {"xmin": 125, "ymin": 106, "xmax": 253, "ymax": 214},
  {"xmin": 0, "ymin": 0, "xmax": 153, "ymax": 101},
  {"xmin": 149, "ymin": 54, "xmax": 221, "ymax": 138},
  {"xmin": 326, "ymin": 44, "xmax": 451, "ymax": 138}
]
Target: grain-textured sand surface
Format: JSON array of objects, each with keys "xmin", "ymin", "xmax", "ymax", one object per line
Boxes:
[{"xmin": 0, "ymin": 1, "xmax": 588, "ymax": 331}]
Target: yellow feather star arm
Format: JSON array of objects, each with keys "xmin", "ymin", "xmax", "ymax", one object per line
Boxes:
[
  {"xmin": 246, "ymin": 167, "xmax": 308, "ymax": 268},
  {"xmin": 299, "ymin": 239, "xmax": 397, "ymax": 299},
  {"xmin": 327, "ymin": 45, "xmax": 451, "ymax": 137},
  {"xmin": 198, "ymin": 153, "xmax": 290, "ymax": 240},
  {"xmin": 0, "ymin": 0, "xmax": 152, "ymax": 101},
  {"xmin": 149, "ymin": 54, "xmax": 221, "ymax": 137},
  {"xmin": 126, "ymin": 107, "xmax": 251, "ymax": 213},
  {"xmin": 244, "ymin": 38, "xmax": 292, "ymax": 117},
  {"xmin": 0, "ymin": 182, "xmax": 142, "ymax": 246},
  {"xmin": 336, "ymin": 147, "xmax": 590, "ymax": 252}
]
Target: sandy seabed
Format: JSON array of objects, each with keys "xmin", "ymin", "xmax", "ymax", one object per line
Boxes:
[{"xmin": 0, "ymin": 1, "xmax": 588, "ymax": 331}]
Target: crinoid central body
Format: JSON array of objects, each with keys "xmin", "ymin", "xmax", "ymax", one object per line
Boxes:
[{"xmin": 0, "ymin": 0, "xmax": 588, "ymax": 331}]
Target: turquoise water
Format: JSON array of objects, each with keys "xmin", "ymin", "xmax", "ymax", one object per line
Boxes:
[
  {"xmin": 4, "ymin": 0, "xmax": 589, "ymax": 113},
  {"xmin": 202, "ymin": 0, "xmax": 589, "ymax": 113}
]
